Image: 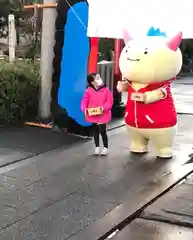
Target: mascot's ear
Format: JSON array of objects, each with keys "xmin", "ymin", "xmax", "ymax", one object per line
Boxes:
[
  {"xmin": 166, "ymin": 32, "xmax": 182, "ymax": 51},
  {"xmin": 123, "ymin": 29, "xmax": 132, "ymax": 44}
]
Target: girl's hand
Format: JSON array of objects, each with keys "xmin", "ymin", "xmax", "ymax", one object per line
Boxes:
[
  {"xmin": 100, "ymin": 107, "xmax": 104, "ymax": 114},
  {"xmin": 84, "ymin": 108, "xmax": 88, "ymax": 116}
]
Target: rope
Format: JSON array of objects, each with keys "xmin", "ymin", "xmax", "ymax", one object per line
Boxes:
[{"xmin": 64, "ymin": 0, "xmax": 87, "ymax": 31}]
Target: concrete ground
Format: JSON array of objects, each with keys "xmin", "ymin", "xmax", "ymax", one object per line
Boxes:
[
  {"xmin": 113, "ymin": 77, "xmax": 193, "ymax": 240},
  {"xmin": 141, "ymin": 174, "xmax": 193, "ymax": 228},
  {"xmin": 0, "ymin": 77, "xmax": 192, "ymax": 239},
  {"xmin": 0, "ymin": 76, "xmax": 192, "ymax": 169},
  {"xmin": 0, "ymin": 127, "xmax": 84, "ymax": 168},
  {"xmin": 0, "ymin": 119, "xmax": 125, "ymax": 168},
  {"xmin": 0, "ymin": 114, "xmax": 192, "ymax": 239},
  {"xmin": 113, "ymin": 219, "xmax": 193, "ymax": 239},
  {"xmin": 172, "ymin": 77, "xmax": 193, "ymax": 114},
  {"xmin": 113, "ymin": 173, "xmax": 193, "ymax": 240}
]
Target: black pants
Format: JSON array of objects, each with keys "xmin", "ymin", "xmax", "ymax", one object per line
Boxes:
[{"xmin": 92, "ymin": 124, "xmax": 108, "ymax": 148}]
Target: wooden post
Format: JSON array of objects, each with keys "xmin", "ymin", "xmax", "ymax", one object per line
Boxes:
[
  {"xmin": 39, "ymin": 0, "xmax": 56, "ymax": 120},
  {"xmin": 8, "ymin": 14, "xmax": 16, "ymax": 62}
]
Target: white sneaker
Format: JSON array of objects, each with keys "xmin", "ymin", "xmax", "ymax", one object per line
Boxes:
[
  {"xmin": 94, "ymin": 147, "xmax": 101, "ymax": 155},
  {"xmin": 101, "ymin": 148, "xmax": 108, "ymax": 156}
]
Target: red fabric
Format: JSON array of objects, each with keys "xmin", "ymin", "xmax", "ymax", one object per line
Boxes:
[
  {"xmin": 125, "ymin": 81, "xmax": 177, "ymax": 128},
  {"xmin": 88, "ymin": 37, "xmax": 98, "ymax": 73}
]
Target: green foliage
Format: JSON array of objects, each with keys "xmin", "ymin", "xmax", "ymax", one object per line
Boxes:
[
  {"xmin": 0, "ymin": 0, "xmax": 23, "ymax": 39},
  {"xmin": 180, "ymin": 39, "xmax": 193, "ymax": 57},
  {"xmin": 98, "ymin": 39, "xmax": 114, "ymax": 61},
  {"xmin": 25, "ymin": 38, "xmax": 41, "ymax": 60},
  {"xmin": 0, "ymin": 0, "xmax": 42, "ymax": 40},
  {"xmin": 0, "ymin": 0, "xmax": 23, "ymax": 23},
  {"xmin": 0, "ymin": 59, "xmax": 40, "ymax": 125}
]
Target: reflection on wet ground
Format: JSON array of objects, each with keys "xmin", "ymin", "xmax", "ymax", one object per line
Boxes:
[{"xmin": 113, "ymin": 219, "xmax": 193, "ymax": 240}]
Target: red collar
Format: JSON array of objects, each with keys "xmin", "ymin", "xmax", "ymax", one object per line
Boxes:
[
  {"xmin": 126, "ymin": 77, "xmax": 175, "ymax": 92},
  {"xmin": 127, "ymin": 77, "xmax": 175, "ymax": 87}
]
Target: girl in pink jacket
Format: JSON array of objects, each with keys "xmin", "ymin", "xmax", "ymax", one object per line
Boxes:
[{"xmin": 81, "ymin": 73, "xmax": 113, "ymax": 156}]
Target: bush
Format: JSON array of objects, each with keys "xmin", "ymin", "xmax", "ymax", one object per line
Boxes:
[{"xmin": 0, "ymin": 59, "xmax": 40, "ymax": 125}]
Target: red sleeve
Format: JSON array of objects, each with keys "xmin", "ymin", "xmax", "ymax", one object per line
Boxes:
[{"xmin": 159, "ymin": 82, "xmax": 171, "ymax": 98}]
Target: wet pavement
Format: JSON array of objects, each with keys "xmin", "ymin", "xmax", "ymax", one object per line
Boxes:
[
  {"xmin": 172, "ymin": 77, "xmax": 193, "ymax": 114},
  {"xmin": 0, "ymin": 115, "xmax": 192, "ymax": 239},
  {"xmin": 0, "ymin": 126, "xmax": 85, "ymax": 168},
  {"xmin": 0, "ymin": 76, "xmax": 192, "ymax": 168},
  {"xmin": 113, "ymin": 219, "xmax": 193, "ymax": 239},
  {"xmin": 140, "ymin": 173, "xmax": 193, "ymax": 228},
  {"xmin": 113, "ymin": 173, "xmax": 193, "ymax": 240},
  {"xmin": 0, "ymin": 120, "xmax": 125, "ymax": 168},
  {"xmin": 0, "ymin": 77, "xmax": 192, "ymax": 239}
]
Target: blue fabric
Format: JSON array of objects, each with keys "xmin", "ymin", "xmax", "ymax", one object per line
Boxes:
[{"xmin": 58, "ymin": 2, "xmax": 91, "ymax": 126}]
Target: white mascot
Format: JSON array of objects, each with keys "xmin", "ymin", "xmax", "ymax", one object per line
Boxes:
[{"xmin": 117, "ymin": 27, "xmax": 183, "ymax": 159}]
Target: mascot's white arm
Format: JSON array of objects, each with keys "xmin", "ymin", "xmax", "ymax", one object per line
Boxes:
[
  {"xmin": 144, "ymin": 87, "xmax": 167, "ymax": 104},
  {"xmin": 117, "ymin": 79, "xmax": 129, "ymax": 92},
  {"xmin": 117, "ymin": 81, "xmax": 168, "ymax": 103}
]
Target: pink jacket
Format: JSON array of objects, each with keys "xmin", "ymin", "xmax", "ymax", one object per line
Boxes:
[{"xmin": 81, "ymin": 85, "xmax": 113, "ymax": 124}]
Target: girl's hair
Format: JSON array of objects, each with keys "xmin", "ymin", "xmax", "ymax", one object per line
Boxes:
[{"xmin": 87, "ymin": 73, "xmax": 97, "ymax": 85}]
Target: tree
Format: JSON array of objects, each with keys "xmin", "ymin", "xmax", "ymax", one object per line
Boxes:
[
  {"xmin": 0, "ymin": 0, "xmax": 42, "ymax": 60},
  {"xmin": 0, "ymin": 0, "xmax": 42, "ymax": 38},
  {"xmin": 0, "ymin": 0, "xmax": 23, "ymax": 40},
  {"xmin": 98, "ymin": 39, "xmax": 114, "ymax": 61}
]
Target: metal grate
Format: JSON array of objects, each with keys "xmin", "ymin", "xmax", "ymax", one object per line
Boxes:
[{"xmin": 97, "ymin": 60, "xmax": 114, "ymax": 92}]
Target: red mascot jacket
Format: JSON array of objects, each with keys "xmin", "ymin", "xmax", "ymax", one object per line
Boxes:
[{"xmin": 125, "ymin": 81, "xmax": 177, "ymax": 129}]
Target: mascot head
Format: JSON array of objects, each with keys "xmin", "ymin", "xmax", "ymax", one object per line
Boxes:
[{"xmin": 119, "ymin": 27, "xmax": 183, "ymax": 84}]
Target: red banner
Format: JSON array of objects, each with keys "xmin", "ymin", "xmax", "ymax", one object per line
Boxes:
[
  {"xmin": 88, "ymin": 37, "xmax": 98, "ymax": 73},
  {"xmin": 114, "ymin": 39, "xmax": 121, "ymax": 75}
]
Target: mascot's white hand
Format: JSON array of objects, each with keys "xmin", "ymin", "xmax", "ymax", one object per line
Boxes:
[
  {"xmin": 117, "ymin": 81, "xmax": 122, "ymax": 92},
  {"xmin": 117, "ymin": 81, "xmax": 128, "ymax": 92},
  {"xmin": 144, "ymin": 90, "xmax": 166, "ymax": 104}
]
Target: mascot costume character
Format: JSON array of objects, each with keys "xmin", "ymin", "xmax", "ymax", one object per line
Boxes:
[{"xmin": 117, "ymin": 27, "xmax": 183, "ymax": 159}]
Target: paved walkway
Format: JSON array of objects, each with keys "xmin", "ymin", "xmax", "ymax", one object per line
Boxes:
[
  {"xmin": 0, "ymin": 119, "xmax": 125, "ymax": 168},
  {"xmin": 0, "ymin": 126, "xmax": 84, "ymax": 168},
  {"xmin": 0, "ymin": 76, "xmax": 192, "ymax": 168},
  {"xmin": 0, "ymin": 115, "xmax": 192, "ymax": 239},
  {"xmin": 114, "ymin": 173, "xmax": 193, "ymax": 240},
  {"xmin": 0, "ymin": 77, "xmax": 192, "ymax": 239},
  {"xmin": 113, "ymin": 219, "xmax": 193, "ymax": 239},
  {"xmin": 172, "ymin": 77, "xmax": 193, "ymax": 114},
  {"xmin": 141, "ymin": 173, "xmax": 193, "ymax": 228}
]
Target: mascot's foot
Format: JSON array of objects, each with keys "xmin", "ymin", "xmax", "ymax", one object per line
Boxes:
[
  {"xmin": 157, "ymin": 156, "xmax": 173, "ymax": 160},
  {"xmin": 130, "ymin": 139, "xmax": 149, "ymax": 155},
  {"xmin": 130, "ymin": 147, "xmax": 148, "ymax": 154},
  {"xmin": 157, "ymin": 148, "xmax": 173, "ymax": 160}
]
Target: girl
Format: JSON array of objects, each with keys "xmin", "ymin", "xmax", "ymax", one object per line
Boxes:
[{"xmin": 81, "ymin": 73, "xmax": 113, "ymax": 155}]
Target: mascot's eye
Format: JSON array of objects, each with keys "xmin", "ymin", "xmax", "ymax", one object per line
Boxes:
[
  {"xmin": 144, "ymin": 51, "xmax": 148, "ymax": 54},
  {"xmin": 125, "ymin": 47, "xmax": 130, "ymax": 53}
]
